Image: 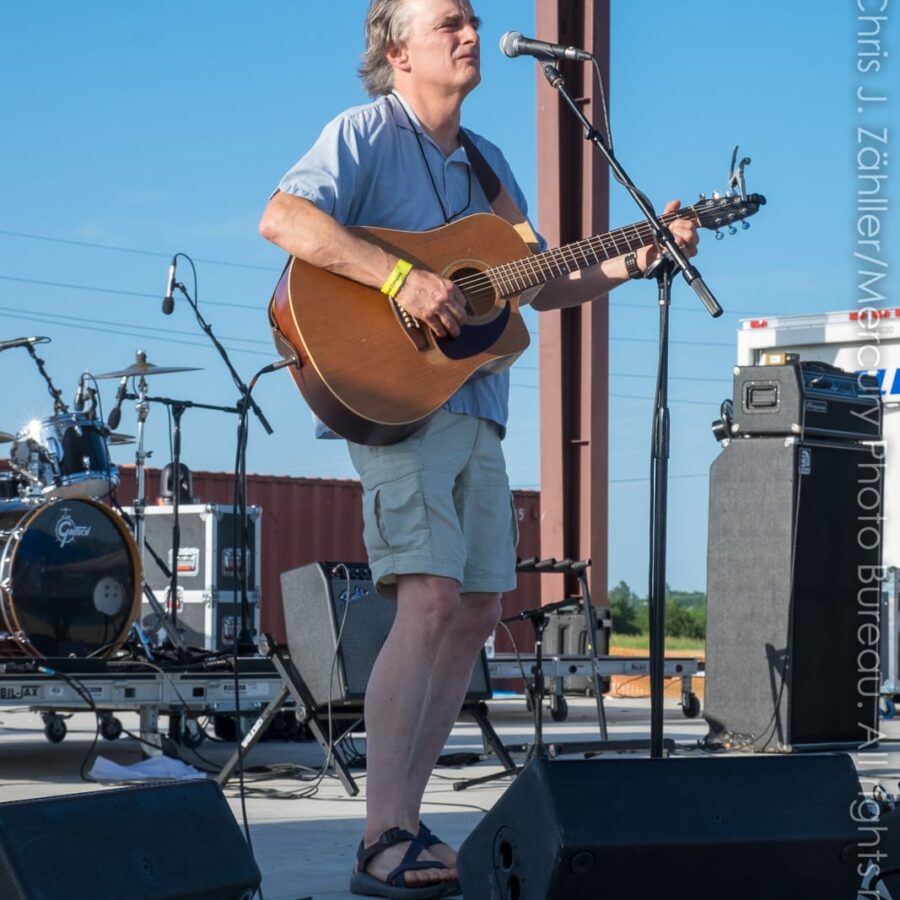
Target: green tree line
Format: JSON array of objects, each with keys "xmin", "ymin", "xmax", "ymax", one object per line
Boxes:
[{"xmin": 608, "ymin": 581, "xmax": 706, "ymax": 641}]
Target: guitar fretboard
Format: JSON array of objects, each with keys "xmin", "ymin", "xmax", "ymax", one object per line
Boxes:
[{"xmin": 485, "ymin": 209, "xmax": 688, "ymax": 298}]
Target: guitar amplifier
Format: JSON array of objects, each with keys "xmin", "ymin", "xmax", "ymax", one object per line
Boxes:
[
  {"xmin": 280, "ymin": 561, "xmax": 492, "ymax": 707},
  {"xmin": 730, "ymin": 360, "xmax": 881, "ymax": 441}
]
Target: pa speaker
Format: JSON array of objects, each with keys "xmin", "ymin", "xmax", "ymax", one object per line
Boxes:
[
  {"xmin": 0, "ymin": 781, "xmax": 261, "ymax": 899},
  {"xmin": 457, "ymin": 755, "xmax": 862, "ymax": 900},
  {"xmin": 704, "ymin": 437, "xmax": 882, "ymax": 750},
  {"xmin": 280, "ymin": 561, "xmax": 491, "ymax": 707}
]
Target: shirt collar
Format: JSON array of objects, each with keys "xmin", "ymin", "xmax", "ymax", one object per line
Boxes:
[{"xmin": 389, "ymin": 91, "xmax": 470, "ymax": 165}]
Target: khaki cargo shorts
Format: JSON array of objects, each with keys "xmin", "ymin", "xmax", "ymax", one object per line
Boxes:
[{"xmin": 347, "ymin": 409, "xmax": 519, "ymax": 599}]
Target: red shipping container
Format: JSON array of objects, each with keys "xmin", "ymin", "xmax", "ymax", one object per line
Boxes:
[{"xmin": 115, "ymin": 467, "xmax": 543, "ymax": 653}]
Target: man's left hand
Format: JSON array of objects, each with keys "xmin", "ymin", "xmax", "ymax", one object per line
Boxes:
[{"xmin": 636, "ymin": 199, "xmax": 699, "ymax": 273}]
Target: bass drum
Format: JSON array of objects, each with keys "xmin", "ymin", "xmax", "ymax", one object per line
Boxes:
[{"xmin": 0, "ymin": 499, "xmax": 141, "ymax": 658}]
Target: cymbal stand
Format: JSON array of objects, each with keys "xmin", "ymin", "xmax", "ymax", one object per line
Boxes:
[{"xmin": 129, "ymin": 373, "xmax": 189, "ymax": 656}]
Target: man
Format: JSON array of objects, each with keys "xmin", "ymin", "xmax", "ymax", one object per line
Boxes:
[{"xmin": 260, "ymin": 1, "xmax": 699, "ymax": 896}]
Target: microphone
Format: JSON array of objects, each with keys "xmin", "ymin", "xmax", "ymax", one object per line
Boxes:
[
  {"xmin": 107, "ymin": 376, "xmax": 128, "ymax": 430},
  {"xmin": 73, "ymin": 373, "xmax": 86, "ymax": 412},
  {"xmin": 0, "ymin": 335, "xmax": 51, "ymax": 352},
  {"xmin": 499, "ymin": 31, "xmax": 593, "ymax": 62},
  {"xmin": 162, "ymin": 256, "xmax": 177, "ymax": 315}
]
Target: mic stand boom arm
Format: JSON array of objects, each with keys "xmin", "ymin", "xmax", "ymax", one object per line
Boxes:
[
  {"xmin": 25, "ymin": 343, "xmax": 68, "ymax": 414},
  {"xmin": 174, "ymin": 281, "xmax": 275, "ymax": 435},
  {"xmin": 541, "ymin": 63, "xmax": 722, "ymax": 319}
]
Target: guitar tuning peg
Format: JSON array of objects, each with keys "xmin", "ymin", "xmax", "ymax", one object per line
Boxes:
[
  {"xmin": 726, "ymin": 190, "xmax": 734, "ymax": 198},
  {"xmin": 741, "ymin": 221, "xmax": 750, "ymax": 230},
  {"xmin": 712, "ymin": 191, "xmax": 721, "ymax": 199},
  {"xmin": 728, "ymin": 225, "xmax": 737, "ymax": 235},
  {"xmin": 698, "ymin": 192, "xmax": 706, "ymax": 201},
  {"xmin": 715, "ymin": 229, "xmax": 724, "ymax": 240}
]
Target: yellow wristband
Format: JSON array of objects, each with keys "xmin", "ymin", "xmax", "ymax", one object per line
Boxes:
[{"xmin": 380, "ymin": 259, "xmax": 413, "ymax": 299}]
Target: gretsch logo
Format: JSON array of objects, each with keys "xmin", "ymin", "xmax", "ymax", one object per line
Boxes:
[{"xmin": 55, "ymin": 509, "xmax": 92, "ymax": 548}]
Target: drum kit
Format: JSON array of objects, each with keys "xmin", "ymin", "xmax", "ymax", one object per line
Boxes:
[{"xmin": 0, "ymin": 341, "xmax": 202, "ymax": 661}]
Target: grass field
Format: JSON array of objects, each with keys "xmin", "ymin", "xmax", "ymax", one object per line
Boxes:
[{"xmin": 610, "ymin": 634, "xmax": 706, "ymax": 654}]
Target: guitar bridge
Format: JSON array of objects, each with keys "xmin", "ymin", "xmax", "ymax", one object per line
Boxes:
[{"xmin": 390, "ymin": 298, "xmax": 430, "ymax": 352}]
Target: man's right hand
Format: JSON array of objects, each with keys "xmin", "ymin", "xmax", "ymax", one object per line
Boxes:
[{"xmin": 396, "ymin": 268, "xmax": 468, "ymax": 338}]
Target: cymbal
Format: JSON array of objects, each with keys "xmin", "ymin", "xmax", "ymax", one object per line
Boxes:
[
  {"xmin": 0, "ymin": 430, "xmax": 16, "ymax": 443},
  {"xmin": 95, "ymin": 360, "xmax": 201, "ymax": 379},
  {"xmin": 108, "ymin": 432, "xmax": 135, "ymax": 445},
  {"xmin": 95, "ymin": 350, "xmax": 202, "ymax": 380}
]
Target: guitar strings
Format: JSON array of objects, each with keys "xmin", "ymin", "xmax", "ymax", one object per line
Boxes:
[{"xmin": 449, "ymin": 208, "xmax": 694, "ymax": 300}]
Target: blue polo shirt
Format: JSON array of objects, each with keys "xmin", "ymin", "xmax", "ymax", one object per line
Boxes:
[{"xmin": 275, "ymin": 90, "xmax": 539, "ymax": 439}]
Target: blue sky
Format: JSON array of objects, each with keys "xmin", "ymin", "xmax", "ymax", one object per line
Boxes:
[{"xmin": 0, "ymin": 2, "xmax": 894, "ymax": 592}]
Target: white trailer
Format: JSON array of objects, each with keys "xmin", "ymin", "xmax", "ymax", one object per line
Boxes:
[{"xmin": 736, "ymin": 309, "xmax": 899, "ymax": 706}]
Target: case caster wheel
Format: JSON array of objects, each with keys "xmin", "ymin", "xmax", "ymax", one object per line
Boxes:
[
  {"xmin": 43, "ymin": 715, "xmax": 67, "ymax": 743},
  {"xmin": 549, "ymin": 696, "xmax": 569, "ymax": 722},
  {"xmin": 182, "ymin": 718, "xmax": 206, "ymax": 749},
  {"xmin": 880, "ymin": 697, "xmax": 895, "ymax": 720},
  {"xmin": 100, "ymin": 715, "xmax": 123, "ymax": 741},
  {"xmin": 682, "ymin": 693, "xmax": 702, "ymax": 719}
]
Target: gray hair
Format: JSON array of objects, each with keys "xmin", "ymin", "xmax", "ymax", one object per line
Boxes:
[{"xmin": 359, "ymin": 0, "xmax": 413, "ymax": 96}]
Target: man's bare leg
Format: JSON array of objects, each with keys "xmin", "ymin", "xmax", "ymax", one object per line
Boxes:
[
  {"xmin": 402, "ymin": 592, "xmax": 503, "ymax": 869},
  {"xmin": 358, "ymin": 573, "xmax": 461, "ymax": 888}
]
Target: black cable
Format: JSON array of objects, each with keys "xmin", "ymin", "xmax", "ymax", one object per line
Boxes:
[
  {"xmin": 35, "ymin": 666, "xmax": 103, "ymax": 782},
  {"xmin": 590, "ymin": 56, "xmax": 613, "ymax": 155}
]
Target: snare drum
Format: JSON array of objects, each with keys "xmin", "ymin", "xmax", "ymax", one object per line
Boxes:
[
  {"xmin": 11, "ymin": 413, "xmax": 118, "ymax": 500},
  {"xmin": 0, "ymin": 498, "xmax": 141, "ymax": 658}
]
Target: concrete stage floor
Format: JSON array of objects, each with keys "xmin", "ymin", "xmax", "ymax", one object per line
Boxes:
[{"xmin": 3, "ymin": 694, "xmax": 900, "ymax": 899}]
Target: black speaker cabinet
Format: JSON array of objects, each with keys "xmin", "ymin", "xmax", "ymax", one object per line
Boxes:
[
  {"xmin": 704, "ymin": 437, "xmax": 882, "ymax": 751},
  {"xmin": 458, "ymin": 755, "xmax": 863, "ymax": 900},
  {"xmin": 280, "ymin": 561, "xmax": 491, "ymax": 707},
  {"xmin": 0, "ymin": 781, "xmax": 261, "ymax": 899}
]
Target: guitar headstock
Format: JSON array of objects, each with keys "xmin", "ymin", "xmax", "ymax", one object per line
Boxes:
[
  {"xmin": 689, "ymin": 146, "xmax": 766, "ymax": 239},
  {"xmin": 691, "ymin": 192, "xmax": 767, "ymax": 239}
]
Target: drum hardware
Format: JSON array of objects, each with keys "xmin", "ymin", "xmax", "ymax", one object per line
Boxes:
[
  {"xmin": 108, "ymin": 432, "xmax": 136, "ymax": 446},
  {"xmin": 120, "ymin": 364, "xmax": 192, "ymax": 659}
]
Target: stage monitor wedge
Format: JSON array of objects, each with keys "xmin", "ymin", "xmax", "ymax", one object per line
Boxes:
[
  {"xmin": 458, "ymin": 755, "xmax": 862, "ymax": 900},
  {"xmin": 0, "ymin": 781, "xmax": 261, "ymax": 900}
]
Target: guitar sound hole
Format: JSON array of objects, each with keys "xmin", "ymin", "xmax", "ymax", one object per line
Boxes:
[{"xmin": 451, "ymin": 266, "xmax": 496, "ymax": 320}]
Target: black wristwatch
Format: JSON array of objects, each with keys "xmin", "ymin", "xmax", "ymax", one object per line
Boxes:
[{"xmin": 624, "ymin": 252, "xmax": 642, "ymax": 280}]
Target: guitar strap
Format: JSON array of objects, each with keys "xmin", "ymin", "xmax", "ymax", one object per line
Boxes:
[{"xmin": 459, "ymin": 130, "xmax": 541, "ymax": 255}]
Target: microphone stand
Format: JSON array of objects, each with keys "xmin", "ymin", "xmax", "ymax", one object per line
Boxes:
[
  {"xmin": 25, "ymin": 344, "xmax": 68, "ymax": 414},
  {"xmin": 124, "ymin": 393, "xmax": 243, "ymax": 657},
  {"xmin": 541, "ymin": 62, "xmax": 723, "ymax": 759},
  {"xmin": 172, "ymin": 277, "xmax": 272, "ymax": 655}
]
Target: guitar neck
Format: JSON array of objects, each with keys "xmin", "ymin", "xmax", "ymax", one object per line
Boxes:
[{"xmin": 486, "ymin": 208, "xmax": 692, "ymax": 297}]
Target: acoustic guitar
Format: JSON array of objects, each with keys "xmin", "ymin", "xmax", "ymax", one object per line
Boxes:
[{"xmin": 269, "ymin": 193, "xmax": 766, "ymax": 444}]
